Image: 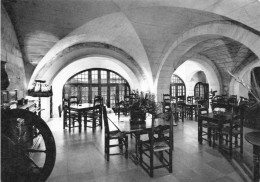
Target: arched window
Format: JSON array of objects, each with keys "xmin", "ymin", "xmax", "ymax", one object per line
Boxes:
[
  {"xmin": 63, "ymin": 69, "xmax": 130, "ymax": 108},
  {"xmin": 194, "ymin": 82, "xmax": 209, "ymax": 100},
  {"xmin": 170, "ymin": 74, "xmax": 186, "ymax": 99}
]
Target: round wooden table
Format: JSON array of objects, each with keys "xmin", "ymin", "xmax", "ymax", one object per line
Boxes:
[{"xmin": 245, "ymin": 131, "xmax": 260, "ymax": 182}]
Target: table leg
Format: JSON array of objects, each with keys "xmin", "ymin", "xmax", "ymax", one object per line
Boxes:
[
  {"xmin": 218, "ymin": 123, "xmax": 223, "ymax": 151},
  {"xmin": 253, "ymin": 145, "xmax": 260, "ymax": 182},
  {"xmin": 78, "ymin": 112, "xmax": 82, "ymax": 132},
  {"xmin": 198, "ymin": 117, "xmax": 202, "ymax": 144},
  {"xmin": 129, "ymin": 133, "xmax": 141, "ymax": 165},
  {"xmin": 182, "ymin": 108, "xmax": 184, "ymax": 122}
]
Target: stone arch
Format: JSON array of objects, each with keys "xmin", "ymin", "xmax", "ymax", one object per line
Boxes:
[
  {"xmin": 29, "ymin": 12, "xmax": 153, "ymax": 90},
  {"xmin": 29, "ymin": 42, "xmax": 151, "ymax": 91},
  {"xmin": 174, "ymin": 55, "xmax": 222, "ymax": 97},
  {"xmin": 156, "ymin": 22, "xmax": 260, "ymax": 99},
  {"xmin": 51, "ymin": 56, "xmax": 140, "ymax": 117}
]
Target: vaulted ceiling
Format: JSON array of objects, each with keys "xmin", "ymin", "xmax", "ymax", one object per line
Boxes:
[{"xmin": 3, "ymin": 0, "xmax": 260, "ymax": 85}]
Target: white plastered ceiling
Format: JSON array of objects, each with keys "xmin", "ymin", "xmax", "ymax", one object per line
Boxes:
[{"xmin": 3, "ymin": 0, "xmax": 260, "ymax": 95}]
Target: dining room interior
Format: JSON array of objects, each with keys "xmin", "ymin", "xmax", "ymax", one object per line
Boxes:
[{"xmin": 1, "ymin": 0, "xmax": 260, "ymax": 182}]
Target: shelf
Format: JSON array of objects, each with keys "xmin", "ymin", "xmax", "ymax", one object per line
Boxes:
[{"xmin": 28, "ymin": 91, "xmax": 53, "ymax": 97}]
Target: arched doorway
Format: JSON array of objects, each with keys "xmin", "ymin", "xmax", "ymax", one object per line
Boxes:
[
  {"xmin": 194, "ymin": 82, "xmax": 209, "ymax": 100},
  {"xmin": 170, "ymin": 74, "xmax": 186, "ymax": 100},
  {"xmin": 63, "ymin": 68, "xmax": 130, "ymax": 108}
]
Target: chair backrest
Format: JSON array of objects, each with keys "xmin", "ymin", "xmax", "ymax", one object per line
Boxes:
[
  {"xmin": 211, "ymin": 102, "xmax": 227, "ymax": 112},
  {"xmin": 94, "ymin": 96, "xmax": 103, "ymax": 105},
  {"xmin": 124, "ymin": 95, "xmax": 130, "ymax": 106},
  {"xmin": 63, "ymin": 98, "xmax": 69, "ymax": 110},
  {"xmin": 228, "ymin": 97, "xmax": 238, "ymax": 106},
  {"xmin": 198, "ymin": 107, "xmax": 208, "ymax": 115},
  {"xmin": 69, "ymin": 96, "xmax": 79, "ymax": 106},
  {"xmin": 187, "ymin": 96, "xmax": 194, "ymax": 104},
  {"xmin": 93, "ymin": 96, "xmax": 103, "ymax": 114},
  {"xmin": 93, "ymin": 96, "xmax": 103, "ymax": 111},
  {"xmin": 177, "ymin": 96, "xmax": 185, "ymax": 102},
  {"xmin": 102, "ymin": 106, "xmax": 110, "ymax": 134},
  {"xmin": 163, "ymin": 94, "xmax": 171, "ymax": 101},
  {"xmin": 151, "ymin": 108, "xmax": 173, "ymax": 148},
  {"xmin": 162, "ymin": 95, "xmax": 171, "ymax": 113}
]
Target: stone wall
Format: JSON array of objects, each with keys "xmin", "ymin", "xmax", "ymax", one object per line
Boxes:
[{"xmin": 1, "ymin": 5, "xmax": 26, "ymax": 95}]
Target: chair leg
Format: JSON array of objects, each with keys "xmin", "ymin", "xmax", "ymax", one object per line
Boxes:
[
  {"xmin": 83, "ymin": 116, "xmax": 86, "ymax": 130},
  {"xmin": 106, "ymin": 139, "xmax": 110, "ymax": 161},
  {"xmin": 125, "ymin": 136, "xmax": 128, "ymax": 158},
  {"xmin": 150, "ymin": 149, "xmax": 154, "ymax": 177},
  {"xmin": 159, "ymin": 151, "xmax": 163, "ymax": 162},
  {"xmin": 119, "ymin": 139, "xmax": 123, "ymax": 150},
  {"xmin": 212, "ymin": 130, "xmax": 216, "ymax": 148},
  {"xmin": 208, "ymin": 128, "xmax": 212, "ymax": 146},
  {"xmin": 69, "ymin": 118, "xmax": 72, "ymax": 132},
  {"xmin": 139, "ymin": 142, "xmax": 143, "ymax": 164},
  {"xmin": 100, "ymin": 114, "xmax": 102, "ymax": 129},
  {"xmin": 169, "ymin": 149, "xmax": 173, "ymax": 173},
  {"xmin": 63, "ymin": 117, "xmax": 66, "ymax": 129}
]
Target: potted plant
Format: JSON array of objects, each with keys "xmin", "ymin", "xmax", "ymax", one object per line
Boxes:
[{"xmin": 128, "ymin": 91, "xmax": 161, "ymax": 122}]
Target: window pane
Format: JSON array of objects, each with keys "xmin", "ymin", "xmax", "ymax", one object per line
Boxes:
[
  {"xmin": 92, "ymin": 87, "xmax": 98, "ymax": 101},
  {"xmin": 92, "ymin": 70, "xmax": 98, "ymax": 83},
  {"xmin": 119, "ymin": 85, "xmax": 125, "ymax": 101},
  {"xmin": 110, "ymin": 72, "xmax": 116, "ymax": 83},
  {"xmin": 70, "ymin": 87, "xmax": 78, "ymax": 96},
  {"xmin": 81, "ymin": 86, "xmax": 89, "ymax": 103},
  {"xmin": 64, "ymin": 69, "xmax": 130, "ymax": 108},
  {"xmin": 101, "ymin": 86, "xmax": 107, "ymax": 104},
  {"xmin": 101, "ymin": 70, "xmax": 107, "ymax": 83},
  {"xmin": 110, "ymin": 86, "xmax": 116, "ymax": 107}
]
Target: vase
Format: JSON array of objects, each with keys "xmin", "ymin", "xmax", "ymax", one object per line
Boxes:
[{"xmin": 1, "ymin": 61, "xmax": 10, "ymax": 90}]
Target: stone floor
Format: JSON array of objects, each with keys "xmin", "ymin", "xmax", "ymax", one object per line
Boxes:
[{"xmin": 45, "ymin": 116, "xmax": 258, "ymax": 182}]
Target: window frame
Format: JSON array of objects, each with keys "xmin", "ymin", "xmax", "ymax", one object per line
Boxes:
[
  {"xmin": 170, "ymin": 74, "xmax": 186, "ymax": 100},
  {"xmin": 63, "ymin": 68, "xmax": 130, "ymax": 108}
]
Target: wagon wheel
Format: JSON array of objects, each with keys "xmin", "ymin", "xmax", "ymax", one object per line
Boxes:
[{"xmin": 1, "ymin": 109, "xmax": 56, "ymax": 182}]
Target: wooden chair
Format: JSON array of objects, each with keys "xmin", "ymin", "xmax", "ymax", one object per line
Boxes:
[
  {"xmin": 185, "ymin": 96, "xmax": 195, "ymax": 120},
  {"xmin": 123, "ymin": 95, "xmax": 130, "ymax": 115},
  {"xmin": 114, "ymin": 95, "xmax": 128, "ymax": 120},
  {"xmin": 139, "ymin": 110, "xmax": 173, "ymax": 177},
  {"xmin": 198, "ymin": 108, "xmax": 218, "ymax": 147},
  {"xmin": 103, "ymin": 106, "xmax": 128, "ymax": 161},
  {"xmin": 187, "ymin": 96, "xmax": 194, "ymax": 104},
  {"xmin": 84, "ymin": 96, "xmax": 103, "ymax": 130},
  {"xmin": 219, "ymin": 106, "xmax": 244, "ymax": 156},
  {"xmin": 163, "ymin": 94, "xmax": 171, "ymax": 101},
  {"xmin": 228, "ymin": 95, "xmax": 238, "ymax": 106},
  {"xmin": 63, "ymin": 96, "xmax": 80, "ymax": 131},
  {"xmin": 162, "ymin": 94, "xmax": 171, "ymax": 114}
]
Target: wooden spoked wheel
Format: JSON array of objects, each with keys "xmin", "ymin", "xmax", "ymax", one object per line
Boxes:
[{"xmin": 1, "ymin": 109, "xmax": 56, "ymax": 182}]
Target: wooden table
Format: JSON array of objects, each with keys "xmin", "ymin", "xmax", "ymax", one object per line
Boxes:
[
  {"xmin": 70, "ymin": 103, "xmax": 93, "ymax": 131},
  {"xmin": 107, "ymin": 113, "xmax": 169, "ymax": 164},
  {"xmin": 198, "ymin": 112, "xmax": 236, "ymax": 149},
  {"xmin": 245, "ymin": 131, "xmax": 260, "ymax": 182},
  {"xmin": 185, "ymin": 103, "xmax": 197, "ymax": 120}
]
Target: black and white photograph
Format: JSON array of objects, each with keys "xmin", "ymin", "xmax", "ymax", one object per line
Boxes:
[{"xmin": 1, "ymin": 0, "xmax": 260, "ymax": 181}]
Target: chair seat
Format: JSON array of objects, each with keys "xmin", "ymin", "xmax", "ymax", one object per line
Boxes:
[
  {"xmin": 142, "ymin": 139, "xmax": 170, "ymax": 152},
  {"xmin": 153, "ymin": 141, "xmax": 170, "ymax": 152},
  {"xmin": 222, "ymin": 127, "xmax": 240, "ymax": 135},
  {"xmin": 109, "ymin": 130, "xmax": 126, "ymax": 139},
  {"xmin": 202, "ymin": 122, "xmax": 218, "ymax": 128},
  {"xmin": 70, "ymin": 111, "xmax": 78, "ymax": 115},
  {"xmin": 86, "ymin": 112, "xmax": 100, "ymax": 118}
]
